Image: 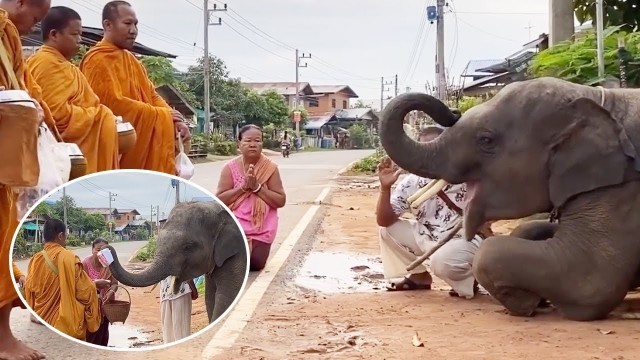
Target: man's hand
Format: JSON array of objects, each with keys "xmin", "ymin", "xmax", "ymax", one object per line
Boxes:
[
  {"xmin": 378, "ymin": 156, "xmax": 402, "ymax": 190},
  {"xmin": 94, "ymin": 279, "xmax": 111, "ymax": 289},
  {"xmin": 171, "ymin": 109, "xmax": 185, "ymax": 122},
  {"xmin": 175, "ymin": 121, "xmax": 192, "ymax": 142},
  {"xmin": 18, "ymin": 275, "xmax": 25, "ymax": 287}
]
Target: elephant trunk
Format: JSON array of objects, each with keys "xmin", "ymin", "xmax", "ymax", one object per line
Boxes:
[
  {"xmin": 379, "ymin": 93, "xmax": 460, "ymax": 181},
  {"xmin": 210, "ymin": 250, "xmax": 248, "ymax": 322},
  {"xmin": 106, "ymin": 245, "xmax": 171, "ymax": 288}
]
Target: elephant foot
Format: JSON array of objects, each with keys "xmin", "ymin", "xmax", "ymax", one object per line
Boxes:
[{"xmin": 493, "ymin": 286, "xmax": 542, "ymax": 317}]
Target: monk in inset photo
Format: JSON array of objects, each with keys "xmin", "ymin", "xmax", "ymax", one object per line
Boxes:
[
  {"xmin": 27, "ymin": 6, "xmax": 120, "ymax": 174},
  {"xmin": 79, "ymin": 0, "xmax": 191, "ymax": 175}
]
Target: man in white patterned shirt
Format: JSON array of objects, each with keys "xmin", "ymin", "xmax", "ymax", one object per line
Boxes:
[{"xmin": 376, "ymin": 126, "xmax": 491, "ymax": 299}]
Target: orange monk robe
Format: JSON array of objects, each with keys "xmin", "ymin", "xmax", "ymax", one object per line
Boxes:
[
  {"xmin": 11, "ymin": 262, "xmax": 23, "ymax": 282},
  {"xmin": 80, "ymin": 40, "xmax": 176, "ymax": 174},
  {"xmin": 24, "ymin": 242, "xmax": 101, "ymax": 340},
  {"xmin": 27, "ymin": 45, "xmax": 119, "ymax": 173},
  {"xmin": 0, "ymin": 9, "xmax": 61, "ymax": 311}
]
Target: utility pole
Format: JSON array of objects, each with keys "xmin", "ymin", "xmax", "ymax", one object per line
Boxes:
[
  {"xmin": 394, "ymin": 74, "xmax": 398, "ymax": 97},
  {"xmin": 380, "ymin": 76, "xmax": 392, "ymax": 111},
  {"xmin": 62, "ymin": 187, "xmax": 67, "ymax": 232},
  {"xmin": 595, "ymin": 0, "xmax": 605, "ymax": 78},
  {"xmin": 524, "ymin": 22, "xmax": 534, "ymax": 40},
  {"xmin": 295, "ymin": 49, "xmax": 311, "ymax": 136},
  {"xmin": 175, "ymin": 180, "xmax": 181, "ymax": 205},
  {"xmin": 108, "ymin": 191, "xmax": 117, "ymax": 235},
  {"xmin": 157, "ymin": 205, "xmax": 160, "ymax": 227},
  {"xmin": 435, "ymin": 0, "xmax": 447, "ymax": 102},
  {"xmin": 203, "ymin": 1, "xmax": 226, "ymax": 134},
  {"xmin": 549, "ymin": 0, "xmax": 575, "ymax": 46}
]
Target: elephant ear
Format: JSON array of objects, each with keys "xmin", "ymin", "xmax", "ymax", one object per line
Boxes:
[
  {"xmin": 548, "ymin": 97, "xmax": 636, "ymax": 208},
  {"xmin": 213, "ymin": 211, "xmax": 246, "ymax": 268}
]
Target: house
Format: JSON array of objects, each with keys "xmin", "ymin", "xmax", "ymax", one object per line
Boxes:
[
  {"xmin": 84, "ymin": 208, "xmax": 140, "ymax": 226},
  {"xmin": 457, "ymin": 33, "xmax": 549, "ymax": 98},
  {"xmin": 242, "ymin": 82, "xmax": 317, "ymax": 108},
  {"xmin": 155, "ymin": 84, "xmax": 198, "ymax": 129},
  {"xmin": 307, "ymin": 85, "xmax": 359, "ymax": 115}
]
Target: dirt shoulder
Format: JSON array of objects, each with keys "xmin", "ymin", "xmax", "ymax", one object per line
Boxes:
[{"xmin": 211, "ymin": 175, "xmax": 639, "ymax": 360}]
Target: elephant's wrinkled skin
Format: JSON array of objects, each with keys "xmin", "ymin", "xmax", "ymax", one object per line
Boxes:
[
  {"xmin": 379, "ymin": 77, "xmax": 640, "ymax": 321},
  {"xmin": 106, "ymin": 201, "xmax": 248, "ymax": 323}
]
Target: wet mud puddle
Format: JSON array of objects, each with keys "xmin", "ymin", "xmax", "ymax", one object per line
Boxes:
[
  {"xmin": 108, "ymin": 323, "xmax": 156, "ymax": 348},
  {"xmin": 295, "ymin": 251, "xmax": 385, "ymax": 293}
]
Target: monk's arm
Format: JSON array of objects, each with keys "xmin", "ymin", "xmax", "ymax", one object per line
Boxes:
[
  {"xmin": 12, "ymin": 262, "xmax": 24, "ymax": 281},
  {"xmin": 74, "ymin": 262, "xmax": 101, "ymax": 333},
  {"xmin": 82, "ymin": 58, "xmax": 172, "ymax": 120},
  {"xmin": 216, "ymin": 165, "xmax": 246, "ymax": 206},
  {"xmin": 255, "ymin": 167, "xmax": 286, "ymax": 208}
]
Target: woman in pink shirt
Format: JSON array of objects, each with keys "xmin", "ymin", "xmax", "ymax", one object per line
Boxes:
[{"xmin": 217, "ymin": 125, "xmax": 286, "ymax": 271}]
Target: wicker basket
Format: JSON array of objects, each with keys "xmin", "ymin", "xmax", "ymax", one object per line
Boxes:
[{"xmin": 102, "ymin": 285, "xmax": 131, "ymax": 325}]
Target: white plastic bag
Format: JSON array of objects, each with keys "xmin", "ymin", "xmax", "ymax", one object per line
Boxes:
[
  {"xmin": 13, "ymin": 126, "xmax": 68, "ymax": 220},
  {"xmin": 175, "ymin": 134, "xmax": 195, "ymax": 180}
]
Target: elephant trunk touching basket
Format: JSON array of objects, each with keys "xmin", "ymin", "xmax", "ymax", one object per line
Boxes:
[{"xmin": 102, "ymin": 285, "xmax": 131, "ymax": 325}]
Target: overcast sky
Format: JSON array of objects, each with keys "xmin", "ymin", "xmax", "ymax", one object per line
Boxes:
[
  {"xmin": 52, "ymin": 0, "xmax": 569, "ymax": 108},
  {"xmin": 46, "ymin": 171, "xmax": 213, "ymax": 219}
]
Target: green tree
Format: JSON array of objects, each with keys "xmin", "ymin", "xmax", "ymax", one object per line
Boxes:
[
  {"xmin": 140, "ymin": 56, "xmax": 178, "ymax": 86},
  {"xmin": 71, "ymin": 45, "xmax": 88, "ymax": 66},
  {"xmin": 574, "ymin": 0, "xmax": 640, "ymax": 32},
  {"xmin": 529, "ymin": 25, "xmax": 637, "ymax": 86}
]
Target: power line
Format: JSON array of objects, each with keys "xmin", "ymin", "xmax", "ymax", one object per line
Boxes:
[{"xmin": 455, "ymin": 16, "xmax": 521, "ymax": 43}]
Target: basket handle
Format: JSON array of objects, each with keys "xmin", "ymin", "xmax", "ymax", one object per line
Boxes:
[{"xmin": 102, "ymin": 284, "xmax": 131, "ymax": 306}]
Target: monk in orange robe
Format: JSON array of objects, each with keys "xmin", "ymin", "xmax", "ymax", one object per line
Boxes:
[
  {"xmin": 27, "ymin": 6, "xmax": 119, "ymax": 174},
  {"xmin": 0, "ymin": 1, "xmax": 53, "ymax": 359},
  {"xmin": 79, "ymin": 1, "xmax": 191, "ymax": 175},
  {"xmin": 24, "ymin": 218, "xmax": 102, "ymax": 341}
]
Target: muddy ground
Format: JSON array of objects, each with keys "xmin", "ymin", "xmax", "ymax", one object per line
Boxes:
[
  {"xmin": 109, "ymin": 263, "xmax": 209, "ymax": 348},
  {"xmin": 213, "ymin": 175, "xmax": 639, "ymax": 360}
]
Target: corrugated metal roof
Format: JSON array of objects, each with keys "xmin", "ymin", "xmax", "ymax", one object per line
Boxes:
[
  {"xmin": 335, "ymin": 108, "xmax": 377, "ymax": 120},
  {"xmin": 304, "ymin": 113, "xmax": 336, "ymax": 130},
  {"xmin": 461, "ymin": 59, "xmax": 503, "ymax": 77},
  {"xmin": 311, "ymin": 85, "xmax": 359, "ymax": 98}
]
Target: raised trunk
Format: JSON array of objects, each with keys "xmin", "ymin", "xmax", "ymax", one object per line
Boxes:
[
  {"xmin": 106, "ymin": 245, "xmax": 171, "ymax": 288},
  {"xmin": 379, "ymin": 93, "xmax": 461, "ymax": 181}
]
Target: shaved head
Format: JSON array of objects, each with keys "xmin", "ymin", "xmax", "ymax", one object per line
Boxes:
[
  {"xmin": 102, "ymin": 0, "xmax": 137, "ymax": 50},
  {"xmin": 102, "ymin": 1, "xmax": 130, "ymax": 22},
  {"xmin": 0, "ymin": 0, "xmax": 51, "ymax": 35}
]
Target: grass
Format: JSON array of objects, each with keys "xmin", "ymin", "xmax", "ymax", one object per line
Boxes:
[{"xmin": 346, "ymin": 151, "xmax": 384, "ymax": 176}]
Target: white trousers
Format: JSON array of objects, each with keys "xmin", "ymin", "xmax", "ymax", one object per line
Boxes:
[
  {"xmin": 160, "ymin": 294, "xmax": 192, "ymax": 343},
  {"xmin": 379, "ymin": 219, "xmax": 482, "ymax": 299}
]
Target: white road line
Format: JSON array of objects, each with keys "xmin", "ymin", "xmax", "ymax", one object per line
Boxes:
[{"xmin": 202, "ymin": 186, "xmax": 332, "ymax": 359}]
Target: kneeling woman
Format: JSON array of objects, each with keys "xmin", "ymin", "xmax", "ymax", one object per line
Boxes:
[{"xmin": 216, "ymin": 125, "xmax": 286, "ymax": 271}]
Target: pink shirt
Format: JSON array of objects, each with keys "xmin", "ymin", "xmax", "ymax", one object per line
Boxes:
[{"xmin": 227, "ymin": 160, "xmax": 279, "ymax": 244}]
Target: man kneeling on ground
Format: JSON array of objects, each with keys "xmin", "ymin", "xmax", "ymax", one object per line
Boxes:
[{"xmin": 376, "ymin": 126, "xmax": 492, "ymax": 299}]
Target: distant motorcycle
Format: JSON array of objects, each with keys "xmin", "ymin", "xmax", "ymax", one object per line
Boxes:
[{"xmin": 281, "ymin": 143, "xmax": 290, "ymax": 158}]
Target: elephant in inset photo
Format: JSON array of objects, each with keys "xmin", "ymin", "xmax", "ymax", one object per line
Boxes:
[
  {"xmin": 106, "ymin": 200, "xmax": 248, "ymax": 323},
  {"xmin": 379, "ymin": 77, "xmax": 640, "ymax": 321}
]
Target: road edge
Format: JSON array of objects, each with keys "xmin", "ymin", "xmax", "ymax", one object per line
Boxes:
[{"xmin": 201, "ymin": 157, "xmax": 366, "ymax": 359}]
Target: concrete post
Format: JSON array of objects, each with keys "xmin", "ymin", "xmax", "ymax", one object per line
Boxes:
[{"xmin": 549, "ymin": 0, "xmax": 575, "ymax": 46}]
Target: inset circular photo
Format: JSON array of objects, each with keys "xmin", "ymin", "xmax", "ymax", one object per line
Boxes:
[{"xmin": 9, "ymin": 169, "xmax": 249, "ymax": 351}]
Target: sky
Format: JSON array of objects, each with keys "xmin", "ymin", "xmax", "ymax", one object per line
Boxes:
[
  {"xmin": 45, "ymin": 171, "xmax": 214, "ymax": 220},
  {"xmin": 52, "ymin": 0, "xmax": 565, "ymax": 109}
]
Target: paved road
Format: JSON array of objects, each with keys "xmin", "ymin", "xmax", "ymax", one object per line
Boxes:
[
  {"xmin": 9, "ymin": 149, "xmax": 373, "ymax": 359},
  {"xmin": 13, "ymin": 240, "xmax": 149, "ymax": 275}
]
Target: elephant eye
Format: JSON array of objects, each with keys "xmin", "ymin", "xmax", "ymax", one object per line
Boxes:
[{"xmin": 477, "ymin": 133, "xmax": 497, "ymax": 153}]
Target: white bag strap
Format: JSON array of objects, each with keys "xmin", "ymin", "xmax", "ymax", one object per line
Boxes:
[
  {"xmin": 0, "ymin": 40, "xmax": 21, "ymax": 90},
  {"xmin": 177, "ymin": 132, "xmax": 185, "ymax": 154}
]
